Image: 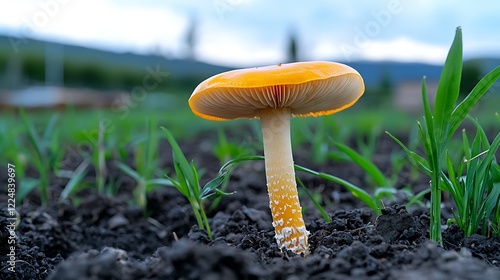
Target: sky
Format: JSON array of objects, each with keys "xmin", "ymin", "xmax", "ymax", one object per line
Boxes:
[{"xmin": 1, "ymin": 0, "xmax": 500, "ymax": 67}]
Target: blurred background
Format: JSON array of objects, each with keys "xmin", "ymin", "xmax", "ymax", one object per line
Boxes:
[{"xmin": 0, "ymin": 0, "xmax": 499, "ymax": 129}]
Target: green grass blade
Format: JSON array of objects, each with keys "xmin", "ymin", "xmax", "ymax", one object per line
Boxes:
[
  {"xmin": 146, "ymin": 178, "xmax": 175, "ymax": 187},
  {"xmin": 421, "ymin": 79, "xmax": 438, "ymax": 162},
  {"xmin": 173, "ymin": 161, "xmax": 192, "ymax": 196},
  {"xmin": 164, "ymin": 175, "xmax": 189, "ymax": 197},
  {"xmin": 449, "ymin": 66, "xmax": 500, "ymax": 140},
  {"xmin": 162, "ymin": 127, "xmax": 198, "ymax": 192},
  {"xmin": 467, "ymin": 116, "xmax": 491, "ymax": 149},
  {"xmin": 445, "ymin": 152, "xmax": 463, "ymax": 214},
  {"xmin": 20, "ymin": 108, "xmax": 49, "ymax": 204},
  {"xmin": 218, "ymin": 155, "xmax": 265, "ymax": 174},
  {"xmin": 477, "ymin": 133, "xmax": 500, "ymax": 180},
  {"xmin": 216, "ymin": 155, "xmax": 380, "ymax": 214},
  {"xmin": 433, "ymin": 27, "xmax": 463, "ymax": 143},
  {"xmin": 201, "ymin": 171, "xmax": 229, "ymax": 199},
  {"xmin": 294, "ymin": 165, "xmax": 380, "ymax": 214},
  {"xmin": 190, "ymin": 163, "xmax": 201, "ymax": 198},
  {"xmin": 406, "ymin": 188, "xmax": 430, "ymax": 208},
  {"xmin": 297, "ymin": 177, "xmax": 331, "ymax": 222},
  {"xmin": 202, "ymin": 188, "xmax": 236, "ymax": 201},
  {"xmin": 386, "ymin": 131, "xmax": 431, "ymax": 175},
  {"xmin": 334, "ymin": 142, "xmax": 388, "ymax": 187},
  {"xmin": 115, "ymin": 161, "xmax": 142, "ymax": 182},
  {"xmin": 373, "ymin": 186, "xmax": 397, "ymax": 201},
  {"xmin": 462, "ymin": 129, "xmax": 471, "ymax": 159},
  {"xmin": 20, "ymin": 108, "xmax": 43, "ymax": 162},
  {"xmin": 42, "ymin": 113, "xmax": 60, "ymax": 143},
  {"xmin": 60, "ymin": 160, "xmax": 90, "ymax": 201},
  {"xmin": 16, "ymin": 178, "xmax": 39, "ymax": 204}
]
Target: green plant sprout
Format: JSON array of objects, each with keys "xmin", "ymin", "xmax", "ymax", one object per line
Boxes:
[
  {"xmin": 444, "ymin": 119, "xmax": 500, "ymax": 237},
  {"xmin": 20, "ymin": 109, "xmax": 65, "ymax": 204},
  {"xmin": 162, "ymin": 127, "xmax": 234, "ymax": 239},
  {"xmin": 59, "ymin": 159, "xmax": 91, "ymax": 203},
  {"xmin": 388, "ymin": 27, "xmax": 500, "ymax": 243},
  {"xmin": 116, "ymin": 119, "xmax": 170, "ymax": 209},
  {"xmin": 296, "ymin": 177, "xmax": 331, "ymax": 222},
  {"xmin": 210, "ymin": 155, "xmax": 382, "ymax": 216},
  {"xmin": 94, "ymin": 119, "xmax": 107, "ymax": 194},
  {"xmin": 334, "ymin": 142, "xmax": 397, "ymax": 202}
]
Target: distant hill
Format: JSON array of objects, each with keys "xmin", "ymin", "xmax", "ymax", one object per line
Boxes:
[
  {"xmin": 343, "ymin": 61, "xmax": 443, "ymax": 86},
  {"xmin": 0, "ymin": 35, "xmax": 233, "ymax": 80},
  {"xmin": 1, "ymin": 35, "xmax": 498, "ymax": 88}
]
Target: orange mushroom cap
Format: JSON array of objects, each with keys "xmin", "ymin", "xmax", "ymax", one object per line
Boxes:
[{"xmin": 189, "ymin": 61, "xmax": 365, "ymax": 121}]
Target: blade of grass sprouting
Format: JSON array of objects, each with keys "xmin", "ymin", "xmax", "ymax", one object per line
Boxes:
[
  {"xmin": 419, "ymin": 79, "xmax": 443, "ymax": 244},
  {"xmin": 218, "ymin": 155, "xmax": 266, "ymax": 174},
  {"xmin": 162, "ymin": 127, "xmax": 210, "ymax": 236},
  {"xmin": 216, "ymin": 155, "xmax": 380, "ymax": 214},
  {"xmin": 417, "ymin": 122, "xmax": 435, "ymax": 173},
  {"xmin": 146, "ymin": 178, "xmax": 175, "ymax": 187},
  {"xmin": 386, "ymin": 131, "xmax": 431, "ymax": 175},
  {"xmin": 433, "ymin": 27, "xmax": 463, "ymax": 144},
  {"xmin": 420, "ymin": 76, "xmax": 442, "ymax": 244},
  {"xmin": 201, "ymin": 171, "xmax": 229, "ymax": 199},
  {"xmin": 20, "ymin": 108, "xmax": 49, "ymax": 204},
  {"xmin": 373, "ymin": 186, "xmax": 397, "ymax": 201},
  {"xmin": 172, "ymin": 161, "xmax": 191, "ymax": 196},
  {"xmin": 42, "ymin": 113, "xmax": 60, "ymax": 143},
  {"xmin": 60, "ymin": 160, "xmax": 90, "ymax": 201},
  {"xmin": 115, "ymin": 161, "xmax": 142, "ymax": 182},
  {"xmin": 20, "ymin": 108, "xmax": 43, "ymax": 162},
  {"xmin": 96, "ymin": 120, "xmax": 106, "ymax": 194},
  {"xmin": 334, "ymin": 142, "xmax": 388, "ymax": 187},
  {"xmin": 294, "ymin": 165, "xmax": 380, "ymax": 214},
  {"xmin": 421, "ymin": 78, "xmax": 438, "ymax": 162},
  {"xmin": 477, "ymin": 133, "xmax": 500, "ymax": 182},
  {"xmin": 162, "ymin": 127, "xmax": 198, "ymax": 193},
  {"xmin": 202, "ymin": 188, "xmax": 235, "ymax": 201},
  {"xmin": 165, "ymin": 175, "xmax": 189, "ymax": 197},
  {"xmin": 483, "ymin": 181, "xmax": 500, "ymax": 236},
  {"xmin": 297, "ymin": 177, "xmax": 331, "ymax": 222},
  {"xmin": 445, "ymin": 152, "xmax": 463, "ymax": 214},
  {"xmin": 492, "ymin": 162, "xmax": 500, "ymax": 183},
  {"xmin": 143, "ymin": 118, "xmax": 159, "ymax": 178},
  {"xmin": 406, "ymin": 188, "xmax": 430, "ymax": 208},
  {"xmin": 470, "ymin": 131, "xmax": 486, "ymax": 233},
  {"xmin": 467, "ymin": 116, "xmax": 491, "ymax": 150},
  {"xmin": 462, "ymin": 129, "xmax": 471, "ymax": 160},
  {"xmin": 440, "ymin": 169, "xmax": 457, "ymax": 199},
  {"xmin": 46, "ymin": 115, "xmax": 61, "ymax": 171},
  {"xmin": 16, "ymin": 178, "xmax": 39, "ymax": 204},
  {"xmin": 190, "ymin": 163, "xmax": 201, "ymax": 198},
  {"xmin": 449, "ymin": 66, "xmax": 500, "ymax": 140}
]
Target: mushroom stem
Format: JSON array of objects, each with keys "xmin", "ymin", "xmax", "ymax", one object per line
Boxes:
[{"xmin": 259, "ymin": 108, "xmax": 309, "ymax": 255}]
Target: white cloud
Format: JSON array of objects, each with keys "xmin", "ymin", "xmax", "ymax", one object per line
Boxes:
[
  {"xmin": 307, "ymin": 37, "xmax": 449, "ymax": 64},
  {"xmin": 1, "ymin": 0, "xmax": 499, "ymax": 66},
  {"xmin": 354, "ymin": 38, "xmax": 449, "ymax": 64},
  {"xmin": 197, "ymin": 28, "xmax": 284, "ymax": 67},
  {"xmin": 3, "ymin": 0, "xmax": 187, "ymax": 55}
]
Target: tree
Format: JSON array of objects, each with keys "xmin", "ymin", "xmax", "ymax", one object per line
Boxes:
[
  {"xmin": 185, "ymin": 16, "xmax": 198, "ymax": 60},
  {"xmin": 286, "ymin": 29, "xmax": 298, "ymax": 63},
  {"xmin": 460, "ymin": 60, "xmax": 483, "ymax": 97}
]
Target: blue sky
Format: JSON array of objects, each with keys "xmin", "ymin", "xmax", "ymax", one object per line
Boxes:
[{"xmin": 1, "ymin": 0, "xmax": 500, "ymax": 67}]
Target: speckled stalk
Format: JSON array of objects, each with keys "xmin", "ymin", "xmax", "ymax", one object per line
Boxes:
[{"xmin": 259, "ymin": 108, "xmax": 309, "ymax": 255}]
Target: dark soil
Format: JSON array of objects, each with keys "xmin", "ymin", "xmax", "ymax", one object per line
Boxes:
[{"xmin": 1, "ymin": 133, "xmax": 499, "ymax": 280}]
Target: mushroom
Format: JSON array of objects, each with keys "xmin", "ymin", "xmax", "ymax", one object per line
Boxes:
[{"xmin": 189, "ymin": 61, "xmax": 365, "ymax": 255}]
